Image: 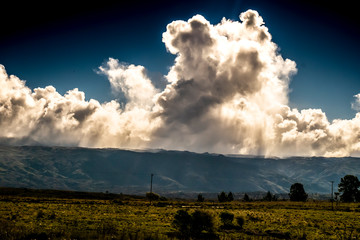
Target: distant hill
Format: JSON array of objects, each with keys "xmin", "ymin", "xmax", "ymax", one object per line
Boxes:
[{"xmin": 0, "ymin": 145, "xmax": 359, "ymax": 196}]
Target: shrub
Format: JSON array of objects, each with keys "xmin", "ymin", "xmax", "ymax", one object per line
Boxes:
[
  {"xmin": 155, "ymin": 201, "xmax": 168, "ymax": 207},
  {"xmin": 159, "ymin": 196, "xmax": 168, "ymax": 201},
  {"xmin": 112, "ymin": 199, "xmax": 124, "ymax": 205},
  {"xmin": 191, "ymin": 210, "xmax": 215, "ymax": 237},
  {"xmin": 172, "ymin": 210, "xmax": 216, "ymax": 238},
  {"xmin": 172, "ymin": 210, "xmax": 191, "ymax": 237},
  {"xmin": 146, "ymin": 192, "xmax": 160, "ymax": 201},
  {"xmin": 220, "ymin": 212, "xmax": 234, "ymax": 226},
  {"xmin": 36, "ymin": 210, "xmax": 45, "ymax": 219},
  {"xmin": 98, "ymin": 220, "xmax": 118, "ymax": 236},
  {"xmin": 48, "ymin": 212, "xmax": 56, "ymax": 220},
  {"xmin": 236, "ymin": 216, "xmax": 245, "ymax": 229}
]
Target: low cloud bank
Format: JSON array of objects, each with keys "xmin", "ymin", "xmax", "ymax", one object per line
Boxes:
[{"xmin": 1, "ymin": 10, "xmax": 360, "ymax": 157}]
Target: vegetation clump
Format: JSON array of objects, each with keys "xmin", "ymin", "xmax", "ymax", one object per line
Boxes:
[
  {"xmin": 263, "ymin": 191, "xmax": 277, "ymax": 201},
  {"xmin": 219, "ymin": 211, "xmax": 234, "ymax": 227},
  {"xmin": 219, "ymin": 211, "xmax": 246, "ymax": 230},
  {"xmin": 217, "ymin": 191, "xmax": 234, "ymax": 202},
  {"xmin": 338, "ymin": 175, "xmax": 360, "ymax": 202},
  {"xmin": 146, "ymin": 192, "xmax": 160, "ymax": 201},
  {"xmin": 243, "ymin": 193, "xmax": 251, "ymax": 202},
  {"xmin": 289, "ymin": 183, "xmax": 308, "ymax": 202},
  {"xmin": 172, "ymin": 209, "xmax": 216, "ymax": 239},
  {"xmin": 197, "ymin": 194, "xmax": 205, "ymax": 202},
  {"xmin": 236, "ymin": 216, "xmax": 245, "ymax": 229}
]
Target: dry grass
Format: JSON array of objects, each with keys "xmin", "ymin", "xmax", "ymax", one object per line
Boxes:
[{"xmin": 1, "ymin": 196, "xmax": 360, "ymax": 239}]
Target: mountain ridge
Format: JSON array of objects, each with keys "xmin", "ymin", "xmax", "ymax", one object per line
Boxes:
[{"xmin": 0, "ymin": 145, "xmax": 359, "ymax": 196}]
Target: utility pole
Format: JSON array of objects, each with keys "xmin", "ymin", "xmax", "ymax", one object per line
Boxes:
[
  {"xmin": 330, "ymin": 181, "xmax": 334, "ymax": 211},
  {"xmin": 150, "ymin": 173, "xmax": 154, "ymax": 205}
]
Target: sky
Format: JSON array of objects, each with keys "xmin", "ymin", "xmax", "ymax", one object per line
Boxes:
[{"xmin": 0, "ymin": 0, "xmax": 360, "ymax": 157}]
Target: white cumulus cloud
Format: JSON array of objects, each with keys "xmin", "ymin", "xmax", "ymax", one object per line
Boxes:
[
  {"xmin": 1, "ymin": 10, "xmax": 360, "ymax": 157},
  {"xmin": 351, "ymin": 94, "xmax": 360, "ymax": 111},
  {"xmin": 0, "ymin": 64, "xmax": 157, "ymax": 148}
]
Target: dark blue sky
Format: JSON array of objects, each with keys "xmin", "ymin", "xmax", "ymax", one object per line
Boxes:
[{"xmin": 1, "ymin": 0, "xmax": 359, "ymax": 121}]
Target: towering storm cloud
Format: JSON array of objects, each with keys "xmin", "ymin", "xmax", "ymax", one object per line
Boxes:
[{"xmin": 1, "ymin": 10, "xmax": 360, "ymax": 157}]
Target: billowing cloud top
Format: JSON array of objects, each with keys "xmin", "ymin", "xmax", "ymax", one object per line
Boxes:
[{"xmin": 1, "ymin": 10, "xmax": 360, "ymax": 157}]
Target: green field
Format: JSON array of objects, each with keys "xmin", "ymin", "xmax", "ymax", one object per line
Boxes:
[{"xmin": 1, "ymin": 191, "xmax": 360, "ymax": 239}]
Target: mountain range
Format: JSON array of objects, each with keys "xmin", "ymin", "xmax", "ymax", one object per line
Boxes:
[{"xmin": 0, "ymin": 145, "xmax": 359, "ymax": 198}]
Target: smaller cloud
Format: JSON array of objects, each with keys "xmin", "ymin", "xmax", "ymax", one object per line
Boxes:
[
  {"xmin": 99, "ymin": 58, "xmax": 159, "ymax": 110},
  {"xmin": 351, "ymin": 94, "xmax": 360, "ymax": 111}
]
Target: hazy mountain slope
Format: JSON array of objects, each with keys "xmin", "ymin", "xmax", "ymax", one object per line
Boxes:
[{"xmin": 0, "ymin": 145, "xmax": 359, "ymax": 195}]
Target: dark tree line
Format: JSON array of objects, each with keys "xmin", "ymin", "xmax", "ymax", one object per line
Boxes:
[{"xmin": 194, "ymin": 175, "xmax": 360, "ymax": 203}]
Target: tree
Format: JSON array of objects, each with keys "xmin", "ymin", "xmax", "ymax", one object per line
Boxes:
[
  {"xmin": 272, "ymin": 194, "xmax": 278, "ymax": 201},
  {"xmin": 218, "ymin": 191, "xmax": 227, "ymax": 202},
  {"xmin": 218, "ymin": 191, "xmax": 234, "ymax": 202},
  {"xmin": 338, "ymin": 175, "xmax": 360, "ymax": 202},
  {"xmin": 197, "ymin": 194, "xmax": 205, "ymax": 202},
  {"xmin": 243, "ymin": 193, "xmax": 250, "ymax": 202},
  {"xmin": 289, "ymin": 183, "xmax": 308, "ymax": 201},
  {"xmin": 227, "ymin": 192, "xmax": 234, "ymax": 201},
  {"xmin": 263, "ymin": 191, "xmax": 278, "ymax": 201},
  {"xmin": 263, "ymin": 191, "xmax": 273, "ymax": 201}
]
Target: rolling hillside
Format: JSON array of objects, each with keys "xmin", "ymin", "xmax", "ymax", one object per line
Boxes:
[{"xmin": 0, "ymin": 145, "xmax": 359, "ymax": 196}]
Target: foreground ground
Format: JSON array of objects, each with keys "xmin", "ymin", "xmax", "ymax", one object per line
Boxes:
[{"xmin": 1, "ymin": 192, "xmax": 360, "ymax": 239}]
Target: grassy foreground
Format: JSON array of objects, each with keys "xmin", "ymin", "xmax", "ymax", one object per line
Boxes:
[{"xmin": 1, "ymin": 194, "xmax": 360, "ymax": 239}]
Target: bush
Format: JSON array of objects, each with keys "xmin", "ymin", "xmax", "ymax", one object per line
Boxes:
[
  {"xmin": 159, "ymin": 196, "xmax": 168, "ymax": 201},
  {"xmin": 236, "ymin": 216, "xmax": 245, "ymax": 229},
  {"xmin": 48, "ymin": 212, "xmax": 56, "ymax": 220},
  {"xmin": 220, "ymin": 212, "xmax": 234, "ymax": 226},
  {"xmin": 146, "ymin": 192, "xmax": 160, "ymax": 201},
  {"xmin": 197, "ymin": 194, "xmax": 205, "ymax": 202},
  {"xmin": 191, "ymin": 210, "xmax": 215, "ymax": 237},
  {"xmin": 36, "ymin": 210, "xmax": 45, "ymax": 219},
  {"xmin": 172, "ymin": 210, "xmax": 216, "ymax": 239},
  {"xmin": 172, "ymin": 210, "xmax": 191, "ymax": 237}
]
